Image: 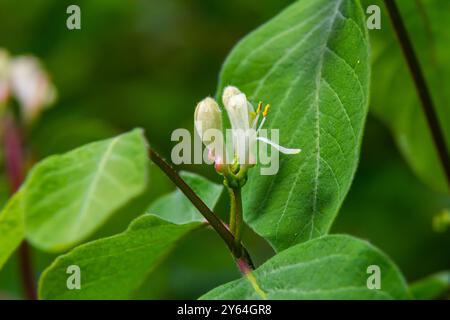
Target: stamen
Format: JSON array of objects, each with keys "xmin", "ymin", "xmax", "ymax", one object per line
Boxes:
[
  {"xmin": 256, "ymin": 101, "xmax": 262, "ymax": 114},
  {"xmin": 257, "ymin": 117, "xmax": 266, "ymax": 133},
  {"xmin": 263, "ymin": 104, "xmax": 270, "ymax": 117}
]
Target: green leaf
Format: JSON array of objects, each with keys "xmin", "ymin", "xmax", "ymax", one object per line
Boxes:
[
  {"xmin": 23, "ymin": 129, "xmax": 149, "ymax": 252},
  {"xmin": 40, "ymin": 172, "xmax": 222, "ymax": 299},
  {"xmin": 0, "ymin": 193, "xmax": 24, "ymax": 269},
  {"xmin": 39, "ymin": 215, "xmax": 202, "ymax": 299},
  {"xmin": 367, "ymin": 0, "xmax": 450, "ymax": 193},
  {"xmin": 410, "ymin": 271, "xmax": 450, "ymax": 300},
  {"xmin": 148, "ymin": 171, "xmax": 223, "ymax": 224},
  {"xmin": 201, "ymin": 235, "xmax": 410, "ymax": 300},
  {"xmin": 218, "ymin": 0, "xmax": 370, "ymax": 251}
]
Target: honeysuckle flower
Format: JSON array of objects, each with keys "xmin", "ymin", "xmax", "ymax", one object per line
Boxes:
[
  {"xmin": 10, "ymin": 55, "xmax": 56, "ymax": 123},
  {"xmin": 0, "ymin": 49, "xmax": 10, "ymax": 105},
  {"xmin": 225, "ymin": 86, "xmax": 301, "ymax": 165},
  {"xmin": 195, "ymin": 86, "xmax": 301, "ymax": 174}
]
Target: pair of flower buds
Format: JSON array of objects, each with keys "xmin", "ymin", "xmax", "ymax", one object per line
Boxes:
[
  {"xmin": 194, "ymin": 86, "xmax": 301, "ymax": 169},
  {"xmin": 0, "ymin": 48, "xmax": 56, "ymax": 124}
]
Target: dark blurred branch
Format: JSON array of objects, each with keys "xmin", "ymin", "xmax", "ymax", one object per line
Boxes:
[
  {"xmin": 384, "ymin": 0, "xmax": 450, "ymax": 190},
  {"xmin": 3, "ymin": 115, "xmax": 37, "ymax": 300},
  {"xmin": 148, "ymin": 148, "xmax": 255, "ymax": 270}
]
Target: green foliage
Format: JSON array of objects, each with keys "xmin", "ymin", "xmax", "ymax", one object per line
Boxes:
[
  {"xmin": 23, "ymin": 129, "xmax": 149, "ymax": 252},
  {"xmin": 148, "ymin": 171, "xmax": 223, "ymax": 224},
  {"xmin": 410, "ymin": 271, "xmax": 450, "ymax": 300},
  {"xmin": 39, "ymin": 171, "xmax": 222, "ymax": 299},
  {"xmin": 1, "ymin": 0, "xmax": 448, "ymax": 301},
  {"xmin": 367, "ymin": 0, "xmax": 450, "ymax": 193},
  {"xmin": 201, "ymin": 235, "xmax": 410, "ymax": 299},
  {"xmin": 218, "ymin": 0, "xmax": 370, "ymax": 251},
  {"xmin": 39, "ymin": 215, "xmax": 202, "ymax": 299},
  {"xmin": 0, "ymin": 193, "xmax": 24, "ymax": 269}
]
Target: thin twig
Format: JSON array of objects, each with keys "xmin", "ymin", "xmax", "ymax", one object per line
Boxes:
[
  {"xmin": 3, "ymin": 116, "xmax": 37, "ymax": 300},
  {"xmin": 148, "ymin": 148, "xmax": 255, "ymax": 269},
  {"xmin": 384, "ymin": 0, "xmax": 450, "ymax": 190}
]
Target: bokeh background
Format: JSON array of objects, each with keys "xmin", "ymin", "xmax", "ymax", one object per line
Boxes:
[{"xmin": 0, "ymin": 0, "xmax": 448, "ymax": 299}]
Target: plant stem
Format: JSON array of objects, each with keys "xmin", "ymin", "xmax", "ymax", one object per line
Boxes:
[
  {"xmin": 236, "ymin": 258, "xmax": 267, "ymax": 299},
  {"xmin": 18, "ymin": 242, "xmax": 36, "ymax": 300},
  {"xmin": 3, "ymin": 117, "xmax": 24, "ymax": 192},
  {"xmin": 384, "ymin": 0, "xmax": 450, "ymax": 190},
  {"xmin": 148, "ymin": 148, "xmax": 255, "ymax": 269},
  {"xmin": 2, "ymin": 115, "xmax": 37, "ymax": 300},
  {"xmin": 228, "ymin": 188, "xmax": 236, "ymax": 235},
  {"xmin": 234, "ymin": 188, "xmax": 243, "ymax": 245},
  {"xmin": 228, "ymin": 187, "xmax": 243, "ymax": 246}
]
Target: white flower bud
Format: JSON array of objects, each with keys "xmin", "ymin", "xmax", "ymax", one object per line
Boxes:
[
  {"xmin": 10, "ymin": 56, "xmax": 57, "ymax": 123},
  {"xmin": 194, "ymin": 97, "xmax": 223, "ymax": 148}
]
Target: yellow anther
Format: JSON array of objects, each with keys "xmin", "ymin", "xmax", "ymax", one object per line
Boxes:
[
  {"xmin": 256, "ymin": 101, "xmax": 262, "ymax": 114},
  {"xmin": 263, "ymin": 104, "xmax": 270, "ymax": 117}
]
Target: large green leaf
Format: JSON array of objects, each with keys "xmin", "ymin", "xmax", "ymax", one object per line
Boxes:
[
  {"xmin": 39, "ymin": 215, "xmax": 202, "ymax": 299},
  {"xmin": 39, "ymin": 172, "xmax": 222, "ymax": 299},
  {"xmin": 23, "ymin": 129, "xmax": 149, "ymax": 252},
  {"xmin": 0, "ymin": 193, "xmax": 24, "ymax": 269},
  {"xmin": 218, "ymin": 0, "xmax": 370, "ymax": 251},
  {"xmin": 367, "ymin": 0, "xmax": 450, "ymax": 193},
  {"xmin": 201, "ymin": 235, "xmax": 410, "ymax": 300},
  {"xmin": 410, "ymin": 271, "xmax": 450, "ymax": 300},
  {"xmin": 148, "ymin": 171, "xmax": 223, "ymax": 224}
]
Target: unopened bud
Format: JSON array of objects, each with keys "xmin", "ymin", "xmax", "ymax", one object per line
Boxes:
[{"xmin": 194, "ymin": 97, "xmax": 223, "ymax": 145}]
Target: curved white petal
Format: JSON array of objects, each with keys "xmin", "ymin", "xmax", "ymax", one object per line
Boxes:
[
  {"xmin": 226, "ymin": 93, "xmax": 250, "ymax": 131},
  {"xmin": 222, "ymin": 86, "xmax": 241, "ymax": 108},
  {"xmin": 257, "ymin": 136, "xmax": 301, "ymax": 154}
]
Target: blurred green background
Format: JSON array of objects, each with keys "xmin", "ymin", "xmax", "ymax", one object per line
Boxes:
[{"xmin": 0, "ymin": 0, "xmax": 448, "ymax": 299}]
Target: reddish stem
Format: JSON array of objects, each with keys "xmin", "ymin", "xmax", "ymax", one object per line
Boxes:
[
  {"xmin": 149, "ymin": 148, "xmax": 254, "ymax": 270},
  {"xmin": 18, "ymin": 243, "xmax": 36, "ymax": 300},
  {"xmin": 4, "ymin": 117, "xmax": 25, "ymax": 192},
  {"xmin": 3, "ymin": 116, "xmax": 37, "ymax": 300}
]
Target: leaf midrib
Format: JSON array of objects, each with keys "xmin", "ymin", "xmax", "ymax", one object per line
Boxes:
[
  {"xmin": 272, "ymin": 0, "xmax": 344, "ymax": 243},
  {"xmin": 310, "ymin": 0, "xmax": 343, "ymax": 240},
  {"xmin": 71, "ymin": 136, "xmax": 120, "ymax": 236}
]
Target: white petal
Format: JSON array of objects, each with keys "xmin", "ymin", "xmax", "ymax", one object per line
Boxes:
[
  {"xmin": 247, "ymin": 101, "xmax": 255, "ymax": 114},
  {"xmin": 226, "ymin": 93, "xmax": 250, "ymax": 131},
  {"xmin": 257, "ymin": 136, "xmax": 301, "ymax": 154},
  {"xmin": 251, "ymin": 112, "xmax": 260, "ymax": 130},
  {"xmin": 222, "ymin": 86, "xmax": 241, "ymax": 107},
  {"xmin": 10, "ymin": 56, "xmax": 56, "ymax": 122}
]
